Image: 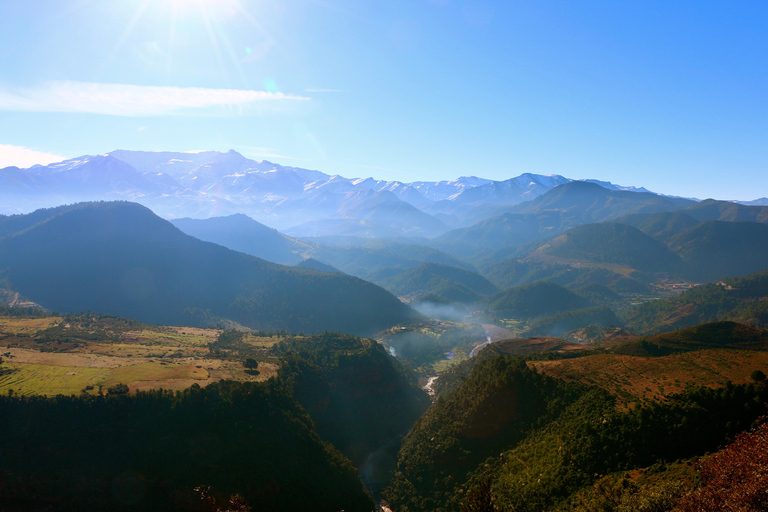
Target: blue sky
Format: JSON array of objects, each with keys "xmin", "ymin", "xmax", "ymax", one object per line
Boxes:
[{"xmin": 0, "ymin": 0, "xmax": 766, "ymax": 200}]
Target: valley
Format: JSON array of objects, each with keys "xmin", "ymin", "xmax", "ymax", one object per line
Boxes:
[
  {"xmin": 1, "ymin": 151, "xmax": 767, "ymax": 511},
  {"xmin": 3, "ymin": 0, "xmax": 766, "ymax": 509}
]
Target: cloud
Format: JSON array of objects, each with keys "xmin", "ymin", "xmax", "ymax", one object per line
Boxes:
[
  {"xmin": 0, "ymin": 81, "xmax": 310, "ymax": 117},
  {"xmin": 0, "ymin": 144, "xmax": 67, "ymax": 168}
]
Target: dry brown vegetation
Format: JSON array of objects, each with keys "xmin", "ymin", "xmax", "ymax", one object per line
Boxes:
[{"xmin": 529, "ymin": 349, "xmax": 768, "ymax": 408}]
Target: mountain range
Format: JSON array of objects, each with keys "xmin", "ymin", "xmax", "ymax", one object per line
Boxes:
[{"xmin": 0, "ymin": 149, "xmax": 670, "ymax": 236}]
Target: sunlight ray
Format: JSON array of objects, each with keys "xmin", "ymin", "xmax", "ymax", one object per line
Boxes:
[
  {"xmin": 198, "ymin": 1, "xmax": 231, "ymax": 84},
  {"xmin": 166, "ymin": 0, "xmax": 179, "ymax": 78},
  {"xmin": 101, "ymin": 0, "xmax": 152, "ymax": 77}
]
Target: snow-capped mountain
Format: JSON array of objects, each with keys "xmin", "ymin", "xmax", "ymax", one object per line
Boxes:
[{"xmin": 0, "ymin": 149, "xmax": 658, "ymax": 236}]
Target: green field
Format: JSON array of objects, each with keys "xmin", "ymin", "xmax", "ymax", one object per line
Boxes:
[
  {"xmin": 0, "ymin": 360, "xmax": 209, "ymax": 396},
  {"xmin": 0, "ymin": 362, "xmax": 105, "ymax": 396},
  {"xmin": 133, "ymin": 328, "xmax": 214, "ymax": 346}
]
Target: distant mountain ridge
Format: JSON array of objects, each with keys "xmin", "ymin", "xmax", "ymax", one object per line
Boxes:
[
  {"xmin": 1, "ymin": 149, "xmax": 667, "ymax": 235},
  {"xmin": 431, "ymin": 181, "xmax": 696, "ymax": 261}
]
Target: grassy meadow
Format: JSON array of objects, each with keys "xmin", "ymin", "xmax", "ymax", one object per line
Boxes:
[{"xmin": 0, "ymin": 313, "xmax": 284, "ymax": 396}]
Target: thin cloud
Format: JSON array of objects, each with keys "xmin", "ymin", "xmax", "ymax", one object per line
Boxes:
[
  {"xmin": 0, "ymin": 144, "xmax": 67, "ymax": 168},
  {"xmin": 0, "ymin": 81, "xmax": 310, "ymax": 117}
]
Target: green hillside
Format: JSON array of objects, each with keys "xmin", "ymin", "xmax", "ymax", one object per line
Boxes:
[
  {"xmin": 296, "ymin": 257, "xmax": 344, "ymax": 273},
  {"xmin": 525, "ymin": 222, "xmax": 685, "ymax": 275},
  {"xmin": 0, "ymin": 380, "xmax": 372, "ymax": 512},
  {"xmin": 384, "ymin": 354, "xmax": 768, "ymax": 512},
  {"xmin": 624, "ymin": 269, "xmax": 768, "ymax": 334},
  {"xmin": 486, "ymin": 280, "xmax": 593, "ymax": 320},
  {"xmin": 615, "ymin": 210, "xmax": 700, "ymax": 243},
  {"xmin": 0, "ymin": 203, "xmax": 79, "ymax": 238},
  {"xmin": 0, "ymin": 202, "xmax": 417, "ymax": 335},
  {"xmin": 482, "ymin": 258, "xmax": 650, "ymax": 295},
  {"xmin": 522, "ymin": 305, "xmax": 622, "ymax": 338},
  {"xmin": 611, "ymin": 321, "xmax": 768, "ymax": 356},
  {"xmin": 274, "ymin": 332, "xmax": 430, "ymax": 466},
  {"xmin": 681, "ymin": 198, "xmax": 768, "ymax": 223},
  {"xmin": 312, "ymin": 240, "xmax": 474, "ymax": 280},
  {"xmin": 431, "ymin": 212, "xmax": 563, "ymax": 260},
  {"xmin": 508, "ymin": 181, "xmax": 693, "ymax": 222},
  {"xmin": 432, "ymin": 182, "xmax": 694, "ymax": 264},
  {"xmin": 376, "ymin": 262, "xmax": 499, "ymax": 303},
  {"xmin": 171, "ymin": 213, "xmax": 312, "ymax": 265},
  {"xmin": 669, "ymin": 220, "xmax": 768, "ymax": 281}
]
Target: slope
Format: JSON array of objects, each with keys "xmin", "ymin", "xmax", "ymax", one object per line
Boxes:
[
  {"xmin": 681, "ymin": 198, "xmax": 768, "ymax": 224},
  {"xmin": 669, "ymin": 220, "xmax": 768, "ymax": 281},
  {"xmin": 0, "ymin": 380, "xmax": 373, "ymax": 512},
  {"xmin": 0, "ymin": 202, "xmax": 416, "ymax": 335},
  {"xmin": 614, "ymin": 210, "xmax": 701, "ymax": 244},
  {"xmin": 508, "ymin": 181, "xmax": 694, "ymax": 220},
  {"xmin": 384, "ymin": 355, "xmax": 768, "ymax": 512},
  {"xmin": 171, "ymin": 213, "xmax": 312, "ymax": 265},
  {"xmin": 375, "ymin": 262, "xmax": 499, "ymax": 303},
  {"xmin": 486, "ymin": 280, "xmax": 592, "ymax": 320},
  {"xmin": 523, "ymin": 222, "xmax": 686, "ymax": 275},
  {"xmin": 610, "ymin": 321, "xmax": 768, "ymax": 356},
  {"xmin": 624, "ymin": 269, "xmax": 768, "ymax": 334},
  {"xmin": 433, "ymin": 181, "xmax": 694, "ymax": 262},
  {"xmin": 296, "ymin": 257, "xmax": 344, "ymax": 273}
]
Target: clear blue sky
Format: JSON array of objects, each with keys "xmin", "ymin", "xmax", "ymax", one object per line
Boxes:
[{"xmin": 0, "ymin": 0, "xmax": 766, "ymax": 200}]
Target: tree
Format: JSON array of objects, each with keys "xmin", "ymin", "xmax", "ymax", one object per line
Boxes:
[
  {"xmin": 243, "ymin": 358, "xmax": 259, "ymax": 375},
  {"xmin": 108, "ymin": 383, "xmax": 129, "ymax": 395},
  {"xmin": 750, "ymin": 369, "xmax": 766, "ymax": 383}
]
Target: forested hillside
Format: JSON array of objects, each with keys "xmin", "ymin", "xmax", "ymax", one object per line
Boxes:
[
  {"xmin": 0, "ymin": 381, "xmax": 372, "ymax": 512},
  {"xmin": 385, "ymin": 354, "xmax": 768, "ymax": 512},
  {"xmin": 625, "ymin": 269, "xmax": 768, "ymax": 334},
  {"xmin": 0, "ymin": 202, "xmax": 416, "ymax": 335}
]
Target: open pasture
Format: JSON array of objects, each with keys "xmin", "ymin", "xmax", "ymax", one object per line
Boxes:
[
  {"xmin": 0, "ymin": 348, "xmax": 211, "ymax": 396},
  {"xmin": 124, "ymin": 327, "xmax": 217, "ymax": 347},
  {"xmin": 0, "ymin": 316, "xmax": 62, "ymax": 335}
]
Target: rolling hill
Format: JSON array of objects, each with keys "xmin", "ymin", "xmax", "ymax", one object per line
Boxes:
[
  {"xmin": 374, "ymin": 262, "xmax": 499, "ymax": 303},
  {"xmin": 624, "ymin": 269, "xmax": 768, "ymax": 334},
  {"xmin": 296, "ymin": 257, "xmax": 344, "ymax": 273},
  {"xmin": 610, "ymin": 321, "xmax": 768, "ymax": 356},
  {"xmin": 171, "ymin": 213, "xmax": 312, "ymax": 265},
  {"xmin": 486, "ymin": 280, "xmax": 593, "ymax": 320},
  {"xmin": 523, "ymin": 222, "xmax": 686, "ymax": 275},
  {"xmin": 614, "ymin": 210, "xmax": 701, "ymax": 244},
  {"xmin": 507, "ymin": 181, "xmax": 693, "ymax": 222},
  {"xmin": 681, "ymin": 198, "xmax": 768, "ymax": 224},
  {"xmin": 0, "ymin": 202, "xmax": 417, "ymax": 335},
  {"xmin": 669, "ymin": 220, "xmax": 768, "ymax": 281},
  {"xmin": 384, "ymin": 354, "xmax": 768, "ymax": 512},
  {"xmin": 432, "ymin": 181, "xmax": 695, "ymax": 262}
]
